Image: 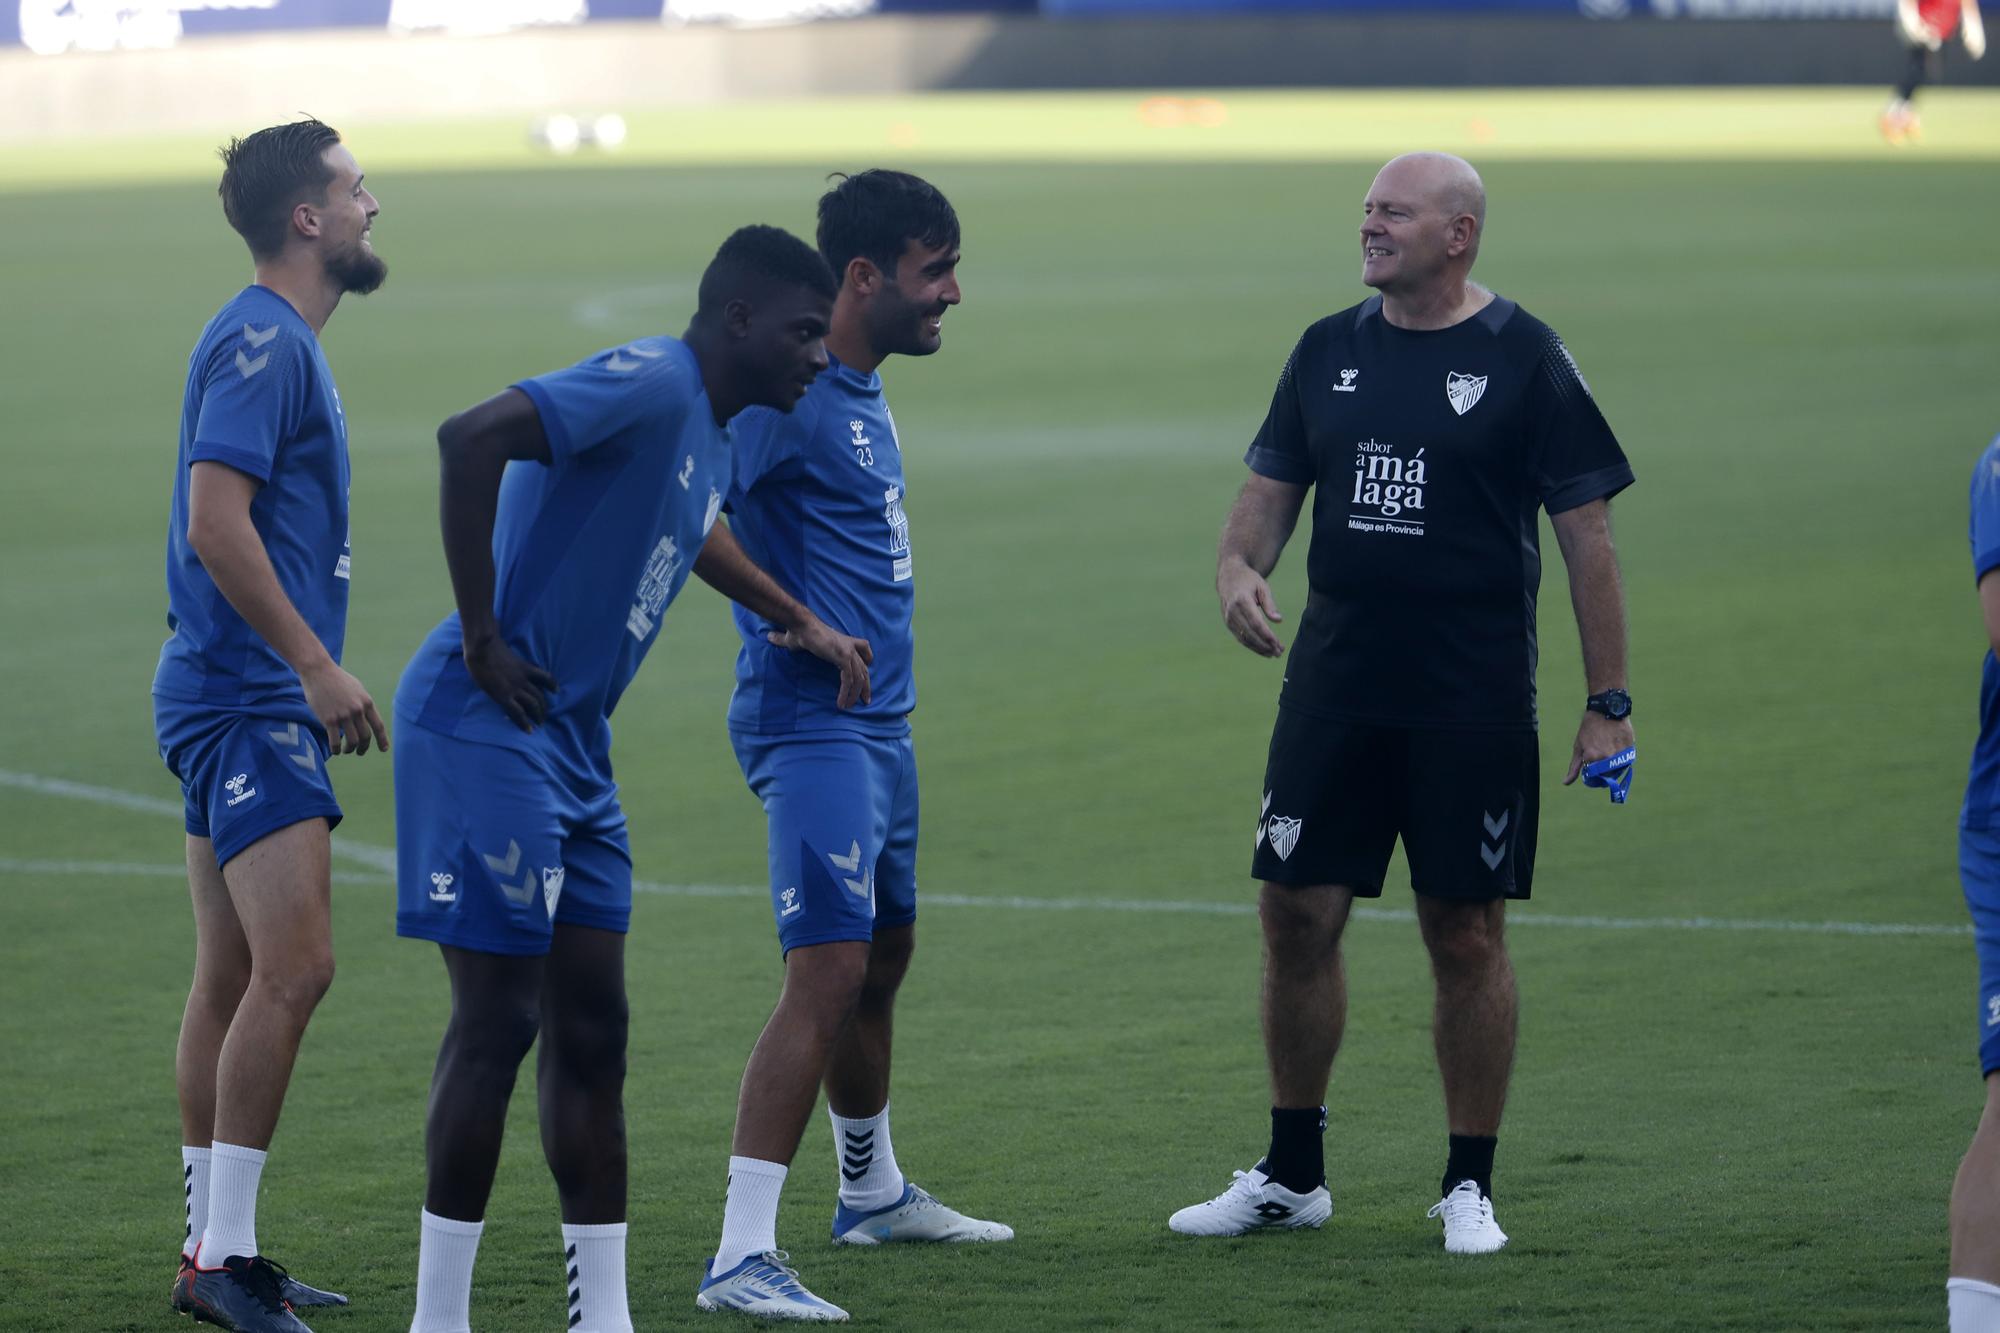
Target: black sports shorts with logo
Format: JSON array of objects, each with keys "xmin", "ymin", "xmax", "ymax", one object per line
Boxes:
[{"xmin": 1251, "ymin": 706, "xmax": 1539, "ymax": 900}]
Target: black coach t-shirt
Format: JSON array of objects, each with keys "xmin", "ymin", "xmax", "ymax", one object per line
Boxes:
[{"xmin": 1244, "ymin": 294, "xmax": 1632, "ymax": 730}]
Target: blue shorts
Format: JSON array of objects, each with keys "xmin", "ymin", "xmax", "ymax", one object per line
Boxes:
[
  {"xmin": 1963, "ymin": 826, "xmax": 2000, "ymax": 1077},
  {"xmin": 732, "ymin": 731, "xmax": 918, "ymax": 955},
  {"xmin": 394, "ymin": 722, "xmax": 632, "ymax": 957},
  {"xmin": 154, "ymin": 697, "xmax": 342, "ymax": 869}
]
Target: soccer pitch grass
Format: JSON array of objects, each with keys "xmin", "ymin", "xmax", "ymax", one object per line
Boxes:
[{"xmin": 3, "ymin": 89, "xmax": 1999, "ymax": 1328}]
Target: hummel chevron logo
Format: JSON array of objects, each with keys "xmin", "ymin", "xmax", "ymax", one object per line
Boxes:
[
  {"xmin": 235, "ymin": 349, "xmax": 270, "ymax": 378},
  {"xmin": 1256, "ymin": 790, "xmax": 1272, "ymax": 849},
  {"xmin": 829, "ymin": 840, "xmax": 862, "ymax": 872},
  {"xmin": 606, "ymin": 342, "xmax": 667, "ymax": 373},
  {"xmin": 1480, "ymin": 809, "xmax": 1509, "ymax": 872},
  {"xmin": 482, "ymin": 839, "xmax": 537, "ymax": 907},
  {"xmin": 265, "ymin": 723, "xmax": 318, "ymax": 772},
  {"xmin": 242, "ymin": 323, "xmax": 279, "ymax": 348},
  {"xmin": 842, "ymin": 1129, "xmax": 875, "ymax": 1181}
]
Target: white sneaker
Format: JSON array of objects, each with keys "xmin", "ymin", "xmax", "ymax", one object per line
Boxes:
[
  {"xmin": 1428, "ymin": 1180, "xmax": 1508, "ymax": 1254},
  {"xmin": 696, "ymin": 1250, "xmax": 848, "ymax": 1322},
  {"xmin": 832, "ymin": 1183, "xmax": 1014, "ymax": 1244},
  {"xmin": 1167, "ymin": 1167, "xmax": 1332, "ymax": 1237}
]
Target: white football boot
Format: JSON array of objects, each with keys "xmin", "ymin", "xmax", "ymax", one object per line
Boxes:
[
  {"xmin": 832, "ymin": 1183, "xmax": 1014, "ymax": 1244},
  {"xmin": 696, "ymin": 1251, "xmax": 848, "ymax": 1322},
  {"xmin": 1428, "ymin": 1179, "xmax": 1509, "ymax": 1254},
  {"xmin": 1167, "ymin": 1166, "xmax": 1332, "ymax": 1237}
]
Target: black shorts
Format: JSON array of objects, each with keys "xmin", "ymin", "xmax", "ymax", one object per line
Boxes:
[{"xmin": 1251, "ymin": 708, "xmax": 1539, "ymax": 900}]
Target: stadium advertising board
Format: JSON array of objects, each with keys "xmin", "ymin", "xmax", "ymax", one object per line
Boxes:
[{"xmin": 0, "ymin": 0, "xmax": 1904, "ymax": 49}]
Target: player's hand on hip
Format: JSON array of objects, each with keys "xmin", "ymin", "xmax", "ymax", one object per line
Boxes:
[
  {"xmin": 771, "ymin": 618, "xmax": 873, "ymax": 710},
  {"xmin": 463, "ymin": 631, "xmax": 557, "ymax": 733},
  {"xmin": 1565, "ymin": 713, "xmax": 1634, "ymax": 785},
  {"xmin": 300, "ymin": 660, "xmax": 390, "ymax": 756},
  {"xmin": 1217, "ymin": 561, "xmax": 1286, "ymax": 658}
]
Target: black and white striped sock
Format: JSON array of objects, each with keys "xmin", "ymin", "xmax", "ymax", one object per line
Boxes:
[
  {"xmin": 830, "ymin": 1103, "xmax": 904, "ymax": 1212},
  {"xmin": 180, "ymin": 1146, "xmax": 210, "ymax": 1260},
  {"xmin": 560, "ymin": 1222, "xmax": 632, "ymax": 1333}
]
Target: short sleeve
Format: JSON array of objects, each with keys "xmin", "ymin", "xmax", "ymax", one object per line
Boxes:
[
  {"xmin": 1243, "ymin": 331, "xmax": 1316, "ymax": 485},
  {"xmin": 190, "ymin": 319, "xmax": 308, "ymax": 483},
  {"xmin": 725, "ymin": 401, "xmax": 811, "ymax": 513},
  {"xmin": 1528, "ymin": 326, "xmax": 1634, "ymax": 515},
  {"xmin": 1970, "ymin": 439, "xmax": 2000, "ymax": 583},
  {"xmin": 513, "ymin": 339, "xmax": 689, "ymax": 462}
]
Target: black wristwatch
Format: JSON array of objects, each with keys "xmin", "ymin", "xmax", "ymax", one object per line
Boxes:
[{"xmin": 1585, "ymin": 688, "xmax": 1632, "ymax": 721}]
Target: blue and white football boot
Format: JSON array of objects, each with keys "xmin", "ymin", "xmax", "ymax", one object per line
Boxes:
[
  {"xmin": 696, "ymin": 1251, "xmax": 848, "ymax": 1322},
  {"xmin": 831, "ymin": 1183, "xmax": 1014, "ymax": 1245}
]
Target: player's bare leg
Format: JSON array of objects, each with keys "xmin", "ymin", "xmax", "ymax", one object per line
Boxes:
[
  {"xmin": 179, "ymin": 836, "xmax": 251, "ymax": 1150},
  {"xmin": 1416, "ymin": 895, "xmax": 1516, "ymax": 1135},
  {"xmin": 1952, "ymin": 1077, "xmax": 2000, "ymax": 1272},
  {"xmin": 423, "ymin": 948, "xmax": 545, "ymax": 1220},
  {"xmin": 537, "ymin": 924, "xmax": 629, "ymax": 1223},
  {"xmin": 1416, "ymin": 893, "xmax": 1514, "ymax": 1253},
  {"xmin": 178, "ymin": 819, "xmax": 342, "ymax": 1328},
  {"xmin": 810, "ymin": 924, "xmax": 1012, "ymax": 1247},
  {"xmin": 732, "ymin": 940, "xmax": 871, "ymax": 1163},
  {"xmin": 699, "ymin": 942, "xmax": 868, "ymax": 1321},
  {"xmin": 822, "ymin": 925, "xmax": 914, "ymax": 1117},
  {"xmin": 1166, "ymin": 883, "xmax": 1348, "ymax": 1236},
  {"xmin": 1260, "ymin": 883, "xmax": 1354, "ymax": 1108},
  {"xmin": 171, "ymin": 837, "xmax": 250, "ymax": 1309},
  {"xmin": 209, "ymin": 819, "xmax": 336, "ymax": 1153},
  {"xmin": 535, "ymin": 923, "xmax": 633, "ymax": 1331}
]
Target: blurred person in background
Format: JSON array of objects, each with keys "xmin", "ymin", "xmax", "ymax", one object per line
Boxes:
[
  {"xmin": 155, "ymin": 116, "xmax": 386, "ymax": 1333},
  {"xmin": 1883, "ymin": 0, "xmax": 1986, "ymax": 143},
  {"xmin": 1949, "ymin": 428, "xmax": 2000, "ymax": 1333}
]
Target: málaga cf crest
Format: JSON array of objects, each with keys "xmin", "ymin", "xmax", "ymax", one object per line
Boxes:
[
  {"xmin": 1267, "ymin": 816, "xmax": 1303, "ymax": 862},
  {"xmin": 1446, "ymin": 371, "xmax": 1488, "ymax": 416}
]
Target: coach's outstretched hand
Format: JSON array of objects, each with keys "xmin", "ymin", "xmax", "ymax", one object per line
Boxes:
[
  {"xmin": 1564, "ymin": 712, "xmax": 1634, "ymax": 787},
  {"xmin": 770, "ymin": 618, "xmax": 873, "ymax": 709},
  {"xmin": 1219, "ymin": 560, "xmax": 1286, "ymax": 658},
  {"xmin": 464, "ymin": 630, "xmax": 557, "ymax": 732},
  {"xmin": 302, "ymin": 660, "xmax": 390, "ymax": 756}
]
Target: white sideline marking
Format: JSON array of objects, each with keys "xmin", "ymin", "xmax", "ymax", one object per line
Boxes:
[{"xmin": 0, "ymin": 768, "xmax": 1971, "ymax": 939}]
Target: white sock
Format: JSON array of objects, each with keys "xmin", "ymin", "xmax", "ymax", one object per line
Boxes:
[
  {"xmin": 410, "ymin": 1210, "xmax": 483, "ymax": 1333},
  {"xmin": 1950, "ymin": 1277, "xmax": 2000, "ymax": 1332},
  {"xmin": 562, "ymin": 1222, "xmax": 633, "ymax": 1333},
  {"xmin": 181, "ymin": 1146, "xmax": 212, "ymax": 1260},
  {"xmin": 830, "ymin": 1103, "xmax": 905, "ymax": 1212},
  {"xmin": 713, "ymin": 1156, "xmax": 788, "ymax": 1275},
  {"xmin": 198, "ymin": 1141, "xmax": 265, "ymax": 1264}
]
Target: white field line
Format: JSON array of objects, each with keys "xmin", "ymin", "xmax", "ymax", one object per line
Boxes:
[{"xmin": 0, "ymin": 767, "xmax": 1970, "ymax": 940}]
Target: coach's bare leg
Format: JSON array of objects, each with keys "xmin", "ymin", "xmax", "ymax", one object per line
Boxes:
[
  {"xmin": 1415, "ymin": 894, "xmax": 1516, "ymax": 1135},
  {"xmin": 538, "ymin": 924, "xmax": 629, "ymax": 1223},
  {"xmin": 732, "ymin": 940, "xmax": 870, "ymax": 1162},
  {"xmin": 823, "ymin": 926, "xmax": 914, "ymax": 1117},
  {"xmin": 1952, "ymin": 1074, "xmax": 2000, "ymax": 1284},
  {"xmin": 178, "ymin": 836, "xmax": 253, "ymax": 1147},
  {"xmin": 209, "ymin": 819, "xmax": 336, "ymax": 1150},
  {"xmin": 1260, "ymin": 883, "xmax": 1354, "ymax": 1107},
  {"xmin": 424, "ymin": 947, "xmax": 544, "ymax": 1221}
]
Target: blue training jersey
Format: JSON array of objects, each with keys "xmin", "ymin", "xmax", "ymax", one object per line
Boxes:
[
  {"xmin": 725, "ymin": 354, "xmax": 914, "ymax": 738},
  {"xmin": 396, "ymin": 336, "xmax": 730, "ymax": 787},
  {"xmin": 1967, "ymin": 433, "xmax": 2000, "ymax": 828},
  {"xmin": 153, "ymin": 286, "xmax": 350, "ymax": 723}
]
